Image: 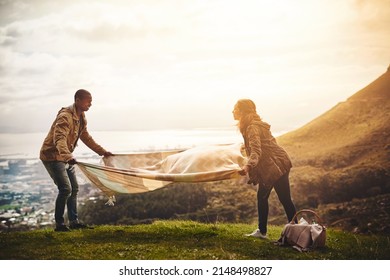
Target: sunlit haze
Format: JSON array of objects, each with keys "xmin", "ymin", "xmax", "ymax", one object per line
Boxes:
[{"xmin": 0, "ymin": 0, "xmax": 389, "ymax": 134}]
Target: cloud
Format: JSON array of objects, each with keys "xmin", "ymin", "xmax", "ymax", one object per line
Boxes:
[
  {"xmin": 344, "ymin": 0, "xmax": 390, "ymax": 42},
  {"xmin": 354, "ymin": 0, "xmax": 390, "ymax": 23},
  {"xmin": 0, "ymin": 0, "xmax": 389, "ymax": 134}
]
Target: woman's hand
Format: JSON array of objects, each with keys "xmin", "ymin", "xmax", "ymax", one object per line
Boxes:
[
  {"xmin": 67, "ymin": 158, "xmax": 77, "ymax": 165},
  {"xmin": 239, "ymin": 165, "xmax": 250, "ymax": 176}
]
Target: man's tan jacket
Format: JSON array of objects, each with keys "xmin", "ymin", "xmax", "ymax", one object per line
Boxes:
[{"xmin": 40, "ymin": 104, "xmax": 107, "ymax": 162}]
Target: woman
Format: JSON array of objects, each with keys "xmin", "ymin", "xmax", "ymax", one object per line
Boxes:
[{"xmin": 233, "ymin": 99, "xmax": 297, "ymax": 239}]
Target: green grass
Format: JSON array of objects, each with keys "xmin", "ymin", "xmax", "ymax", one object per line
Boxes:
[
  {"xmin": 0, "ymin": 204, "xmax": 15, "ymax": 210},
  {"xmin": 1, "ymin": 220, "xmax": 389, "ymax": 260}
]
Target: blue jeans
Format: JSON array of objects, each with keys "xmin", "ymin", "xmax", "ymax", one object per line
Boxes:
[{"xmin": 42, "ymin": 161, "xmax": 79, "ymax": 225}]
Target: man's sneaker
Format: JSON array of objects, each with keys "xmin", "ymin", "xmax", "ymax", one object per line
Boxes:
[
  {"xmin": 55, "ymin": 224, "xmax": 70, "ymax": 232},
  {"xmin": 69, "ymin": 223, "xmax": 93, "ymax": 230},
  {"xmin": 245, "ymin": 229, "xmax": 268, "ymax": 239}
]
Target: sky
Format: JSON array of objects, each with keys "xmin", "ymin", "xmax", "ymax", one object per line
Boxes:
[{"xmin": 0, "ymin": 0, "xmax": 389, "ymax": 134}]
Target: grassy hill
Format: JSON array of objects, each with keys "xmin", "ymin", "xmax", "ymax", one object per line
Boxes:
[{"xmin": 1, "ymin": 220, "xmax": 389, "ymax": 260}]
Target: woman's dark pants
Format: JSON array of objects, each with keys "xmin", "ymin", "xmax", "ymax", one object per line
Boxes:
[{"xmin": 257, "ymin": 171, "xmax": 296, "ymax": 234}]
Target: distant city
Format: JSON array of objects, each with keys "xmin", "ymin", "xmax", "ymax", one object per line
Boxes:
[{"xmin": 0, "ymin": 156, "xmax": 103, "ymax": 232}]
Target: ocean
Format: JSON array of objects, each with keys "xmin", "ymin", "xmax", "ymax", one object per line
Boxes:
[{"xmin": 0, "ymin": 128, "xmax": 244, "ymax": 160}]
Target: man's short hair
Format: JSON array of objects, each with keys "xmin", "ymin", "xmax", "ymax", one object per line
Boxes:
[{"xmin": 74, "ymin": 89, "xmax": 91, "ymax": 101}]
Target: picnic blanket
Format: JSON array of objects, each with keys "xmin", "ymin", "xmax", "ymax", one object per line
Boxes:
[{"xmin": 77, "ymin": 143, "xmax": 246, "ymax": 204}]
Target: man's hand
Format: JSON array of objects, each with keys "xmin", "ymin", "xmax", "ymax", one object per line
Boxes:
[
  {"xmin": 67, "ymin": 158, "xmax": 77, "ymax": 165},
  {"xmin": 103, "ymin": 151, "xmax": 114, "ymax": 157}
]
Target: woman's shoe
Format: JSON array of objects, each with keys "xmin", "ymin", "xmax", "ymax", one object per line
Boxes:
[{"xmin": 245, "ymin": 229, "xmax": 268, "ymax": 239}]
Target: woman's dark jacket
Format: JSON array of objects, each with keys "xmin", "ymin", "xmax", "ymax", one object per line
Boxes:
[{"xmin": 243, "ymin": 119, "xmax": 292, "ymax": 186}]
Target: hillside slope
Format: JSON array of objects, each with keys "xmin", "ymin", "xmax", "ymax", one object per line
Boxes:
[
  {"xmin": 275, "ymin": 67, "xmax": 390, "ymax": 223},
  {"xmin": 278, "ymin": 68, "xmax": 390, "ymax": 168}
]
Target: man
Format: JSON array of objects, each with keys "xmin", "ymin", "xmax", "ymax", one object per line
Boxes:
[{"xmin": 40, "ymin": 89, "xmax": 113, "ymax": 232}]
